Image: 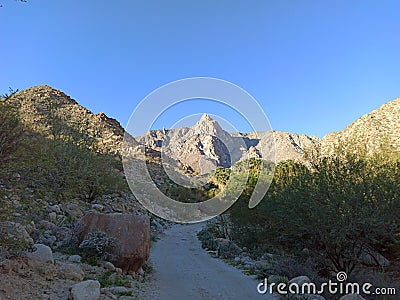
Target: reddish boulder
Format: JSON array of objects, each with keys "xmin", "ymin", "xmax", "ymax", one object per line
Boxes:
[{"xmin": 76, "ymin": 212, "xmax": 150, "ymax": 273}]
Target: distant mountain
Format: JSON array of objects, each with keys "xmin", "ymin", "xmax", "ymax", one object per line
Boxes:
[
  {"xmin": 137, "ymin": 113, "xmax": 321, "ymax": 173},
  {"xmin": 4, "ymin": 85, "xmax": 126, "ymax": 155}
]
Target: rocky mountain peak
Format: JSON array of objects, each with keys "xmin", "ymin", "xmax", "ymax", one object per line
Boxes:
[{"xmin": 192, "ymin": 113, "xmax": 225, "ymax": 137}]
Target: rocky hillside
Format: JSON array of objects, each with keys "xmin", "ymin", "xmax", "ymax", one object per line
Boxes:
[
  {"xmin": 4, "ymin": 85, "xmax": 126, "ymax": 155},
  {"xmin": 322, "ymin": 97, "xmax": 400, "ymax": 153}
]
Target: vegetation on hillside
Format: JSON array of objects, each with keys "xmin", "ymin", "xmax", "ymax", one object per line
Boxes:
[
  {"xmin": 211, "ymin": 141, "xmax": 400, "ymax": 280},
  {"xmin": 0, "ymin": 94, "xmax": 129, "ymax": 224}
]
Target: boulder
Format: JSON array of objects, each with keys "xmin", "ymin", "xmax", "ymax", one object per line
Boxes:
[
  {"xmin": 359, "ymin": 250, "xmax": 390, "ymax": 267},
  {"xmin": 70, "ymin": 280, "xmax": 100, "ymax": 300},
  {"xmin": 27, "ymin": 244, "xmax": 54, "ymax": 264},
  {"xmin": 339, "ymin": 294, "xmax": 366, "ymax": 300},
  {"xmin": 102, "ymin": 261, "xmax": 116, "ymax": 271},
  {"xmin": 58, "ymin": 262, "xmax": 84, "ymax": 281},
  {"xmin": 288, "ymin": 276, "xmax": 311, "ymax": 287},
  {"xmin": 62, "ymin": 203, "xmax": 83, "ymax": 218},
  {"xmin": 76, "ymin": 212, "xmax": 150, "ymax": 273}
]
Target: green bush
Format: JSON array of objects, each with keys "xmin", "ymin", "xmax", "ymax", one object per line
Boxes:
[
  {"xmin": 229, "ymin": 140, "xmax": 400, "ymax": 276},
  {"xmin": 197, "ymin": 228, "xmax": 220, "ymax": 251}
]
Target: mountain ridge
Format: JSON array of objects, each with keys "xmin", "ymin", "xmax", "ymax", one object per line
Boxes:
[{"xmin": 4, "ymin": 85, "xmax": 399, "ymax": 172}]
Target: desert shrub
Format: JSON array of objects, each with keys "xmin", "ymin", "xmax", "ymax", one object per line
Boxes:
[
  {"xmin": 0, "ymin": 221, "xmax": 33, "ymax": 257},
  {"xmin": 256, "ymin": 256, "xmax": 320, "ymax": 281},
  {"xmin": 229, "ymin": 140, "xmax": 400, "ymax": 276},
  {"xmin": 0, "ymin": 100, "xmax": 23, "ymax": 167},
  {"xmin": 79, "ymin": 231, "xmax": 116, "ymax": 261},
  {"xmin": 98, "ymin": 270, "xmax": 130, "ymax": 288},
  {"xmin": 197, "ymin": 228, "xmax": 219, "ymax": 251}
]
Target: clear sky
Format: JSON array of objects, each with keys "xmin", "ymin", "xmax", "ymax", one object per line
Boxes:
[{"xmin": 1, "ymin": 0, "xmax": 399, "ymax": 137}]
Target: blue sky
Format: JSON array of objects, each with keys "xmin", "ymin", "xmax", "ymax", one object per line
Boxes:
[{"xmin": 1, "ymin": 0, "xmax": 399, "ymax": 137}]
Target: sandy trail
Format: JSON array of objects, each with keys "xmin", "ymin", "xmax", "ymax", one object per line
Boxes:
[{"xmin": 148, "ymin": 223, "xmax": 274, "ymax": 300}]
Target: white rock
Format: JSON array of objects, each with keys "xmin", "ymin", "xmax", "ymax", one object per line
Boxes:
[
  {"xmin": 27, "ymin": 244, "xmax": 54, "ymax": 264},
  {"xmin": 71, "ymin": 280, "xmax": 100, "ymax": 300}
]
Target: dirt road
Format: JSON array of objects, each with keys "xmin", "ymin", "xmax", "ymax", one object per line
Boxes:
[{"xmin": 148, "ymin": 223, "xmax": 274, "ymax": 300}]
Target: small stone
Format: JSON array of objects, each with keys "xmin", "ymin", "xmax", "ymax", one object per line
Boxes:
[
  {"xmin": 91, "ymin": 204, "xmax": 104, "ymax": 211},
  {"xmin": 27, "ymin": 244, "xmax": 54, "ymax": 264},
  {"xmin": 49, "ymin": 212, "xmax": 57, "ymax": 221},
  {"xmin": 151, "ymin": 220, "xmax": 163, "ymax": 231},
  {"xmin": 49, "ymin": 204, "xmax": 61, "ymax": 213},
  {"xmin": 110, "ymin": 286, "xmax": 130, "ymax": 294},
  {"xmin": 136, "ymin": 267, "xmax": 144, "ymax": 276},
  {"xmin": 103, "ymin": 261, "xmax": 115, "ymax": 271},
  {"xmin": 68, "ymin": 255, "xmax": 82, "ymax": 263},
  {"xmin": 115, "ymin": 267, "xmax": 122, "ymax": 274}
]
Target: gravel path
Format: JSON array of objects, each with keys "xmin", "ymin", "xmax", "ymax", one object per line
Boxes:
[{"xmin": 148, "ymin": 223, "xmax": 275, "ymax": 300}]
